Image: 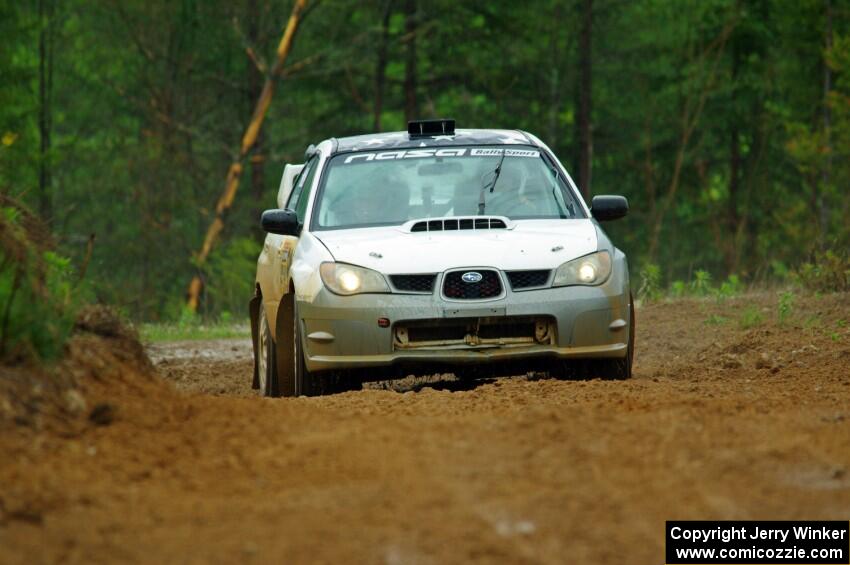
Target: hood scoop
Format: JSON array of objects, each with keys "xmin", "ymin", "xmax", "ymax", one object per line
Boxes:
[{"xmin": 407, "ymin": 216, "xmax": 511, "ymax": 233}]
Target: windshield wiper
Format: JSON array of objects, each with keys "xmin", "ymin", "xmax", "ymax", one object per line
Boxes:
[{"xmin": 478, "ymin": 149, "xmax": 507, "ymax": 215}]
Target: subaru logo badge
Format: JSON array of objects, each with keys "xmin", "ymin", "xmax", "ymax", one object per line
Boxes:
[{"xmin": 461, "ymin": 271, "xmax": 483, "ymax": 283}]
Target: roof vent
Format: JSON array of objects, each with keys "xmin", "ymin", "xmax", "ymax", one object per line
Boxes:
[{"xmin": 408, "ymin": 119, "xmax": 455, "ymax": 137}]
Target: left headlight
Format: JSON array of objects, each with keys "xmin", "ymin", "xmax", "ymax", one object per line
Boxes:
[
  {"xmin": 319, "ymin": 262, "xmax": 390, "ymax": 296},
  {"xmin": 552, "ymin": 251, "xmax": 612, "ymax": 287}
]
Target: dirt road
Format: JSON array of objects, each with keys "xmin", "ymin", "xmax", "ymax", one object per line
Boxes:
[{"xmin": 2, "ymin": 293, "xmax": 849, "ymax": 564}]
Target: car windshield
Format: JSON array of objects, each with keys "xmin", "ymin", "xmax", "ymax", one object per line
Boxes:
[{"xmin": 312, "ymin": 145, "xmax": 586, "ymax": 230}]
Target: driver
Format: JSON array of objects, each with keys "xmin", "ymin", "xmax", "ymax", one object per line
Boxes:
[
  {"xmin": 515, "ymin": 182, "xmax": 549, "ymax": 216},
  {"xmin": 345, "ymin": 176, "xmax": 410, "ymax": 225}
]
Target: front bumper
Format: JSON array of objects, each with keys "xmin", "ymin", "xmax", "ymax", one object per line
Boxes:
[{"xmin": 297, "ymin": 274, "xmax": 631, "ymax": 373}]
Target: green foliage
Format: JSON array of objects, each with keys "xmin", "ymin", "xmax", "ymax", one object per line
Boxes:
[
  {"xmin": 739, "ymin": 306, "xmax": 764, "ymax": 329},
  {"xmin": 638, "ymin": 262, "xmax": 662, "ymax": 302},
  {"xmin": 704, "ymin": 314, "xmax": 728, "ymax": 325},
  {"xmin": 690, "ymin": 270, "xmax": 713, "ymax": 296},
  {"xmin": 718, "ymin": 274, "xmax": 742, "ymax": 296},
  {"xmin": 0, "ymin": 205, "xmax": 79, "ymax": 361},
  {"xmin": 771, "ymin": 261, "xmax": 791, "ymax": 281},
  {"xmin": 139, "ymin": 321, "xmax": 250, "ymax": 342},
  {"xmin": 204, "ymin": 237, "xmax": 260, "ymax": 320},
  {"xmin": 670, "ymin": 280, "xmax": 686, "ymax": 298},
  {"xmin": 714, "ymin": 274, "xmax": 743, "ymax": 303},
  {"xmin": 793, "ymin": 250, "xmax": 850, "ymax": 292},
  {"xmin": 777, "ymin": 290, "xmax": 794, "ymax": 324}
]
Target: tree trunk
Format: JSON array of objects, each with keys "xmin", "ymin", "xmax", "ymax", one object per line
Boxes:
[
  {"xmin": 547, "ymin": 2, "xmax": 563, "ymax": 148},
  {"xmin": 726, "ymin": 35, "xmax": 741, "ymax": 272},
  {"xmin": 820, "ymin": 0, "xmax": 832, "ymax": 246},
  {"xmin": 403, "ymin": 0, "xmax": 418, "ymax": 122},
  {"xmin": 374, "ymin": 0, "xmax": 392, "ymax": 131},
  {"xmin": 577, "ymin": 0, "xmax": 593, "ymax": 200},
  {"xmin": 727, "ymin": 126, "xmax": 740, "ymax": 270},
  {"xmin": 38, "ymin": 0, "xmax": 54, "ymax": 223},
  {"xmin": 186, "ymin": 0, "xmax": 309, "ymax": 311},
  {"xmin": 248, "ymin": 0, "xmax": 266, "ymax": 236}
]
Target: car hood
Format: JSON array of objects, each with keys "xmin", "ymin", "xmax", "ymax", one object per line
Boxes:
[{"xmin": 313, "ymin": 219, "xmax": 599, "ymax": 274}]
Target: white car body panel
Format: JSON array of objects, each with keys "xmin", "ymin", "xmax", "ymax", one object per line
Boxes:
[{"xmin": 312, "ymin": 219, "xmax": 598, "ymax": 274}]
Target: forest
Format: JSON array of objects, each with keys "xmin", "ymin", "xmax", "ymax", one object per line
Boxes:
[
  {"xmin": 1, "ymin": 0, "xmax": 848, "ymax": 329},
  {"xmin": 2, "ymin": 3, "xmax": 850, "ymax": 558}
]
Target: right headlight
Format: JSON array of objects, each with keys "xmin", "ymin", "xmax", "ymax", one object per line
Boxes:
[
  {"xmin": 319, "ymin": 262, "xmax": 390, "ymax": 296},
  {"xmin": 552, "ymin": 251, "xmax": 612, "ymax": 287}
]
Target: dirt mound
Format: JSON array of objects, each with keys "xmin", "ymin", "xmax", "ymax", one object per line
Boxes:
[
  {"xmin": 0, "ymin": 305, "xmax": 170, "ymax": 536},
  {"xmin": 0, "ymin": 305, "xmax": 156, "ymax": 435}
]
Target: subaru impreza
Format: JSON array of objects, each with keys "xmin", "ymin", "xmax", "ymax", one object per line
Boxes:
[{"xmin": 250, "ymin": 119, "xmax": 633, "ymax": 396}]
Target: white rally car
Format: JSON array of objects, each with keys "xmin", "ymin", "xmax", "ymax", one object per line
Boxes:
[{"xmin": 250, "ymin": 119, "xmax": 633, "ymax": 396}]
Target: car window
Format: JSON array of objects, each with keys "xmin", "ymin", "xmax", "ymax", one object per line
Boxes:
[
  {"xmin": 313, "ymin": 146, "xmax": 585, "ymax": 229},
  {"xmin": 286, "ymin": 157, "xmax": 318, "ymax": 221}
]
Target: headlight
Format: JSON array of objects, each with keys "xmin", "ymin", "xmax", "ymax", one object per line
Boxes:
[
  {"xmin": 319, "ymin": 262, "xmax": 390, "ymax": 295},
  {"xmin": 552, "ymin": 251, "xmax": 612, "ymax": 287}
]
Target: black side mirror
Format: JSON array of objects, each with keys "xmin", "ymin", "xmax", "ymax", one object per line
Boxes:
[
  {"xmin": 261, "ymin": 209, "xmax": 301, "ymax": 236},
  {"xmin": 590, "ymin": 195, "xmax": 629, "ymax": 222}
]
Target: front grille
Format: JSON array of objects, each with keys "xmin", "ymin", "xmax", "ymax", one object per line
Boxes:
[
  {"xmin": 507, "ymin": 270, "xmax": 551, "ymax": 290},
  {"xmin": 410, "ymin": 217, "xmax": 507, "ymax": 232},
  {"xmin": 443, "ymin": 270, "xmax": 502, "ymax": 299},
  {"xmin": 390, "ymin": 274, "xmax": 437, "ymax": 293}
]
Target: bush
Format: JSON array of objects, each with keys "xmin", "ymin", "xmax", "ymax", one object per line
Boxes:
[
  {"xmin": 739, "ymin": 306, "xmax": 763, "ymax": 329},
  {"xmin": 794, "ymin": 249, "xmax": 849, "ymax": 292},
  {"xmin": 778, "ymin": 290, "xmax": 795, "ymax": 324},
  {"xmin": 715, "ymin": 274, "xmax": 743, "ymax": 303},
  {"xmin": 670, "ymin": 280, "xmax": 687, "ymax": 297},
  {"xmin": 0, "ymin": 201, "xmax": 78, "ymax": 361},
  {"xmin": 690, "ymin": 269, "xmax": 713, "ymax": 296},
  {"xmin": 638, "ymin": 262, "xmax": 662, "ymax": 302}
]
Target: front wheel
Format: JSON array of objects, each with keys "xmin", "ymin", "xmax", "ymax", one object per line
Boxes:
[
  {"xmin": 276, "ymin": 293, "xmax": 310, "ymax": 396},
  {"xmin": 257, "ymin": 305, "xmax": 280, "ymax": 397},
  {"xmin": 276, "ymin": 293, "xmax": 361, "ymax": 396},
  {"xmin": 597, "ymin": 293, "xmax": 635, "ymax": 380}
]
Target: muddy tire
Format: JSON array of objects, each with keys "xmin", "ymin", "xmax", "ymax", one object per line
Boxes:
[
  {"xmin": 294, "ymin": 301, "xmax": 322, "ymax": 396},
  {"xmin": 597, "ymin": 293, "xmax": 635, "ymax": 380},
  {"xmin": 276, "ymin": 294, "xmax": 322, "ymax": 397},
  {"xmin": 292, "ymin": 307, "xmax": 361, "ymax": 395},
  {"xmin": 257, "ymin": 306, "xmax": 280, "ymax": 397}
]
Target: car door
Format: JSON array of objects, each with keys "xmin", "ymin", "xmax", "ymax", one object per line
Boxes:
[{"xmin": 263, "ymin": 156, "xmax": 320, "ymax": 331}]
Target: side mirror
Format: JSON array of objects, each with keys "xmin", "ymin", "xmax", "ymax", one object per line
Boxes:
[
  {"xmin": 261, "ymin": 209, "xmax": 301, "ymax": 236},
  {"xmin": 591, "ymin": 195, "xmax": 629, "ymax": 222}
]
